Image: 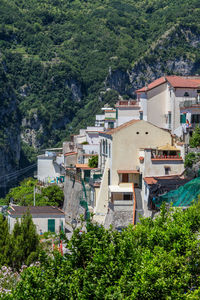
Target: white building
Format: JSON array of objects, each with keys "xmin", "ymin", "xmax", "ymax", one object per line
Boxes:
[
  {"xmin": 136, "ymin": 75, "xmax": 200, "ymax": 136},
  {"xmin": 37, "ymin": 151, "xmax": 65, "ymax": 183},
  {"xmin": 115, "ymin": 99, "xmax": 141, "ymax": 127},
  {"xmin": 7, "ymin": 206, "xmax": 65, "ymax": 234}
]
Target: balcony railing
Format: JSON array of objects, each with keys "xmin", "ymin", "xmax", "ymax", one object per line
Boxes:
[
  {"xmin": 151, "ymin": 155, "xmax": 183, "ymax": 161},
  {"xmin": 115, "ymin": 100, "xmax": 140, "ymax": 107},
  {"xmin": 180, "ymin": 98, "xmax": 200, "ymax": 108}
]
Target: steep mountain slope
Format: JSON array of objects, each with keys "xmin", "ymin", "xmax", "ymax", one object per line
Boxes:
[{"xmin": 0, "ymin": 0, "xmax": 200, "ymax": 172}]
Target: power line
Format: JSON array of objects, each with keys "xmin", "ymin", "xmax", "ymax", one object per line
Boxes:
[{"xmin": 0, "ymin": 163, "xmax": 36, "ymax": 181}]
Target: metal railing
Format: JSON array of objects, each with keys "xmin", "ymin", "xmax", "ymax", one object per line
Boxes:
[{"xmin": 179, "ymin": 98, "xmax": 200, "ymax": 108}]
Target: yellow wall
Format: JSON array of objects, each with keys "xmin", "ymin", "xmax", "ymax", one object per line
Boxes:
[{"xmin": 111, "ymin": 120, "xmax": 172, "ymax": 185}]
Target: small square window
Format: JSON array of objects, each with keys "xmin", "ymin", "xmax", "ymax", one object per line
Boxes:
[{"xmin": 165, "ymin": 167, "xmax": 170, "ymax": 175}]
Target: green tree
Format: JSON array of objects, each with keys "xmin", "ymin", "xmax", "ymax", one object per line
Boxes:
[
  {"xmin": 88, "ymin": 155, "xmax": 98, "ymax": 168},
  {"xmin": 3, "ymin": 178, "xmax": 64, "ymax": 207},
  {"xmin": 11, "ymin": 212, "xmax": 40, "ymax": 270},
  {"xmin": 0, "ymin": 215, "xmax": 10, "ymax": 266},
  {"xmin": 189, "ymin": 125, "xmax": 200, "ymax": 148},
  {"xmin": 10, "ymin": 202, "xmax": 200, "ymax": 298}
]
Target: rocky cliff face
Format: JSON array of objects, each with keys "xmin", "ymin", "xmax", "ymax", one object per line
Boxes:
[
  {"xmin": 0, "ymin": 67, "xmax": 21, "ymax": 192},
  {"xmin": 105, "ymin": 26, "xmax": 200, "ymax": 96}
]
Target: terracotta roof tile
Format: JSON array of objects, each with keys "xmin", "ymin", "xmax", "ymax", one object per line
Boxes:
[
  {"xmin": 103, "ymin": 119, "xmax": 140, "ymax": 136},
  {"xmin": 144, "ymin": 175, "xmax": 185, "ymax": 185},
  {"xmin": 136, "ymin": 77, "xmax": 166, "ymax": 93},
  {"xmin": 8, "ymin": 206, "xmax": 65, "ymax": 216},
  {"xmin": 136, "ymin": 76, "xmax": 200, "ymax": 93},
  {"xmin": 64, "ymin": 152, "xmax": 77, "ymax": 156}
]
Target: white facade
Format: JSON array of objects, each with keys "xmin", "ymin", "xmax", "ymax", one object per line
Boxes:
[
  {"xmin": 8, "ymin": 214, "xmax": 65, "ymax": 234},
  {"xmin": 37, "ymin": 152, "xmax": 65, "ymax": 183},
  {"xmin": 115, "ymin": 100, "xmax": 141, "ymax": 127},
  {"xmin": 137, "ymin": 76, "xmax": 200, "ymax": 136},
  {"xmin": 7, "ymin": 206, "xmax": 65, "ymax": 234}
]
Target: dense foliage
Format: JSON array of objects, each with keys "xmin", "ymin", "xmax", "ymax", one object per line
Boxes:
[
  {"xmin": 88, "ymin": 155, "xmax": 98, "ymax": 168},
  {"xmin": 0, "ymin": 0, "xmax": 200, "ymax": 151},
  {"xmin": 0, "ymin": 178, "xmax": 64, "ymax": 207},
  {"xmin": 7, "ymin": 203, "xmax": 200, "ymax": 299},
  {"xmin": 190, "ymin": 125, "xmax": 200, "ymax": 148},
  {"xmin": 0, "ymin": 212, "xmax": 40, "ymax": 270}
]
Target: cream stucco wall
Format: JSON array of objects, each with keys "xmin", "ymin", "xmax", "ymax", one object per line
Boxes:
[
  {"xmin": 117, "ymin": 107, "xmax": 140, "ymax": 126},
  {"xmin": 8, "ymin": 215, "xmax": 65, "ymax": 234},
  {"xmin": 110, "ymin": 120, "xmax": 172, "ymax": 185},
  {"xmin": 147, "ymin": 83, "xmax": 169, "ymax": 129},
  {"xmin": 143, "ymin": 151, "xmax": 184, "ymax": 177}
]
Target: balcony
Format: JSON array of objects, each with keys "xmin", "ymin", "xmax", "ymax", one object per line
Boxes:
[
  {"xmin": 151, "ymin": 155, "xmax": 183, "ymax": 161},
  {"xmin": 179, "ymin": 98, "xmax": 200, "ymax": 108},
  {"xmin": 115, "ymin": 100, "xmax": 140, "ymax": 108}
]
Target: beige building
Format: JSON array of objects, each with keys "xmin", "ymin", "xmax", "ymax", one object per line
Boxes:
[
  {"xmin": 136, "ymin": 76, "xmax": 200, "ymax": 137},
  {"xmin": 94, "ymin": 119, "xmax": 184, "ymax": 225}
]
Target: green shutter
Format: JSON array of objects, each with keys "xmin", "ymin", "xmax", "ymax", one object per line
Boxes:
[
  {"xmin": 180, "ymin": 114, "xmax": 186, "ymax": 124},
  {"xmin": 48, "ymin": 219, "xmax": 55, "ymax": 232},
  {"xmin": 61, "ymin": 220, "xmax": 64, "ymax": 232}
]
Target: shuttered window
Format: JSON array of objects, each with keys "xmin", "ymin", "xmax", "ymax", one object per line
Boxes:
[
  {"xmin": 48, "ymin": 219, "xmax": 55, "ymax": 232},
  {"xmin": 180, "ymin": 114, "xmax": 186, "ymax": 124}
]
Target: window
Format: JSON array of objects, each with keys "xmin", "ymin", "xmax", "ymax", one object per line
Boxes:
[
  {"xmin": 184, "ymin": 92, "xmax": 189, "ymax": 97},
  {"xmin": 191, "ymin": 114, "xmax": 200, "ymax": 124},
  {"xmin": 136, "ymin": 131, "xmax": 139, "ymax": 134},
  {"xmin": 122, "ymin": 173, "xmax": 129, "ymax": 182},
  {"xmin": 145, "ymin": 132, "xmax": 148, "ymax": 134},
  {"xmin": 168, "ymin": 112, "xmax": 171, "ymax": 125},
  {"xmin": 139, "ymin": 112, "xmax": 143, "ymax": 120},
  {"xmin": 123, "ymin": 193, "xmax": 132, "ymax": 200},
  {"xmin": 108, "ymin": 169, "xmax": 110, "ymax": 185},
  {"xmin": 48, "ymin": 219, "xmax": 55, "ymax": 232},
  {"xmin": 180, "ymin": 114, "xmax": 186, "ymax": 124},
  {"xmin": 108, "ymin": 122, "xmax": 114, "ymax": 129},
  {"xmin": 109, "ymin": 144, "xmax": 111, "ymax": 158},
  {"xmin": 165, "ymin": 167, "xmax": 170, "ymax": 175}
]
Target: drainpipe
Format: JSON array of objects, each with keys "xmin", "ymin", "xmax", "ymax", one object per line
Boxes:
[{"xmin": 132, "ymin": 183, "xmax": 136, "ymax": 225}]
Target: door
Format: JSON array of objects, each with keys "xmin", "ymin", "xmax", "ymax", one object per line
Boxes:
[
  {"xmin": 48, "ymin": 219, "xmax": 55, "ymax": 232},
  {"xmin": 122, "ymin": 173, "xmax": 129, "ymax": 182}
]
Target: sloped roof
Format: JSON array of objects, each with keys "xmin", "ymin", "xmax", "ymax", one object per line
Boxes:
[
  {"xmin": 102, "ymin": 119, "xmax": 140, "ymax": 136},
  {"xmin": 8, "ymin": 206, "xmax": 65, "ymax": 216},
  {"xmin": 144, "ymin": 175, "xmax": 187, "ymax": 186},
  {"xmin": 136, "ymin": 76, "xmax": 200, "ymax": 93}
]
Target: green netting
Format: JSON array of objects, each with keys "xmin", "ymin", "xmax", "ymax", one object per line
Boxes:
[{"xmin": 152, "ymin": 177, "xmax": 200, "ymax": 208}]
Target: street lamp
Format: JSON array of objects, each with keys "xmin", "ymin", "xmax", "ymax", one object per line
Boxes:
[{"xmin": 71, "ymin": 218, "xmax": 77, "ymax": 230}]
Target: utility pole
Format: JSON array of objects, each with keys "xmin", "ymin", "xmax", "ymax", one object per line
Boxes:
[{"xmin": 33, "ymin": 185, "xmax": 36, "ymax": 206}]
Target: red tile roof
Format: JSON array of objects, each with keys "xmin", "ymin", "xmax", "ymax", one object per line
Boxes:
[
  {"xmin": 75, "ymin": 164, "xmax": 97, "ymax": 170},
  {"xmin": 136, "ymin": 77, "xmax": 166, "ymax": 93},
  {"xmin": 64, "ymin": 152, "xmax": 77, "ymax": 156},
  {"xmin": 103, "ymin": 119, "xmax": 140, "ymax": 136},
  {"xmin": 136, "ymin": 76, "xmax": 200, "ymax": 93},
  {"xmin": 8, "ymin": 206, "xmax": 65, "ymax": 216},
  {"xmin": 144, "ymin": 175, "xmax": 184, "ymax": 185}
]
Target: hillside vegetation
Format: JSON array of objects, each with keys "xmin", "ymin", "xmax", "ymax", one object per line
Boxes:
[
  {"xmin": 0, "ymin": 0, "xmax": 200, "ymax": 152},
  {"xmin": 7, "ymin": 203, "xmax": 200, "ymax": 298}
]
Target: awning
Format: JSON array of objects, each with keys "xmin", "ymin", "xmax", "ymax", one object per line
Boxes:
[
  {"xmin": 75, "ymin": 164, "xmax": 95, "ymax": 170},
  {"xmin": 117, "ymin": 170, "xmax": 139, "ymax": 174},
  {"xmin": 109, "ymin": 185, "xmax": 133, "ymax": 193},
  {"xmin": 158, "ymin": 143, "xmax": 179, "ymax": 151}
]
